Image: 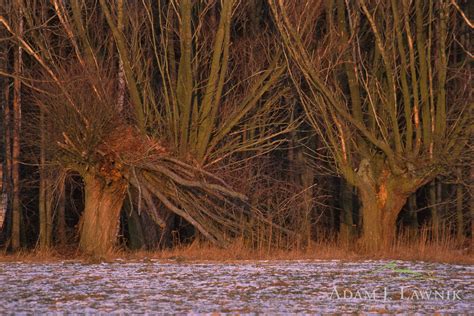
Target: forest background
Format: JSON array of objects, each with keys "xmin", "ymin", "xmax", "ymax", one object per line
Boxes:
[{"xmin": 0, "ymin": 0, "xmax": 472, "ymax": 260}]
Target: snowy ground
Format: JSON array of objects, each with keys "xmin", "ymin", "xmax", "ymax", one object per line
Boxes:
[{"xmin": 0, "ymin": 259, "xmax": 472, "ymax": 314}]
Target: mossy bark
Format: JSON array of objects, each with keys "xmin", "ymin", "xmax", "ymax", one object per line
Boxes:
[{"xmin": 79, "ymin": 172, "xmax": 126, "ymax": 256}]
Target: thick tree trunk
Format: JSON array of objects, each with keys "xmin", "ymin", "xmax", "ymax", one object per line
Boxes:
[
  {"xmin": 356, "ymin": 168, "xmax": 410, "ymax": 251},
  {"xmin": 79, "ymin": 173, "xmax": 126, "ymax": 256},
  {"xmin": 359, "ymin": 188, "xmax": 407, "ymax": 251}
]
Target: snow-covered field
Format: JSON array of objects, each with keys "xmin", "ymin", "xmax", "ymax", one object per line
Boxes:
[{"xmin": 0, "ymin": 260, "xmax": 472, "ymax": 314}]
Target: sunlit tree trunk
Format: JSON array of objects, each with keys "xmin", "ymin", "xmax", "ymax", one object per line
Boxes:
[
  {"xmin": 355, "ymin": 163, "xmax": 410, "ymax": 251},
  {"xmin": 78, "ymin": 172, "xmax": 127, "ymax": 256},
  {"xmin": 270, "ymin": 0, "xmax": 468, "ymax": 251}
]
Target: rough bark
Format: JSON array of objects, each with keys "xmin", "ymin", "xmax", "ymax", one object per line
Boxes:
[
  {"xmin": 358, "ymin": 187, "xmax": 407, "ymax": 251},
  {"xmin": 356, "ymin": 162, "xmax": 411, "ymax": 251},
  {"xmin": 78, "ymin": 172, "xmax": 127, "ymax": 256}
]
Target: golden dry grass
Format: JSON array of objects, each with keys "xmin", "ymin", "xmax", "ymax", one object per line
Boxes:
[
  {"xmin": 1, "ymin": 235, "xmax": 472, "ymax": 264},
  {"xmin": 120, "ymin": 238, "xmax": 473, "ymax": 264}
]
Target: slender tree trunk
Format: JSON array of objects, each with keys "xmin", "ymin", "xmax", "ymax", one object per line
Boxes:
[
  {"xmin": 0, "ymin": 39, "xmax": 5, "ymax": 235},
  {"xmin": 79, "ymin": 172, "xmax": 127, "ymax": 256},
  {"xmin": 471, "ymin": 167, "xmax": 474, "ymax": 249},
  {"xmin": 407, "ymin": 194, "xmax": 418, "ymax": 235},
  {"xmin": 455, "ymin": 168, "xmax": 464, "ymax": 243},
  {"xmin": 429, "ymin": 180, "xmax": 440, "ymax": 240},
  {"xmin": 38, "ymin": 167, "xmax": 48, "ymax": 248},
  {"xmin": 0, "ymin": 50, "xmax": 7, "ymax": 233},
  {"xmin": 38, "ymin": 109, "xmax": 53, "ymax": 249},
  {"xmin": 56, "ymin": 177, "xmax": 67, "ymax": 246},
  {"xmin": 299, "ymin": 149, "xmax": 314, "ymax": 246},
  {"xmin": 127, "ymin": 209, "xmax": 145, "ymax": 250},
  {"xmin": 157, "ymin": 212, "xmax": 175, "ymax": 249},
  {"xmin": 0, "ymin": 166, "xmax": 5, "ymax": 231},
  {"xmin": 1, "ymin": 71, "xmax": 11, "ymax": 244},
  {"xmin": 11, "ymin": 5, "xmax": 23, "ymax": 250}
]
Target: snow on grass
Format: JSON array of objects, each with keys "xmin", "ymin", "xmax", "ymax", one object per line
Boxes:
[{"xmin": 0, "ymin": 260, "xmax": 472, "ymax": 313}]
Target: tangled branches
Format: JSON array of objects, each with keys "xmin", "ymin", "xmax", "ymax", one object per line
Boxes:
[{"xmin": 33, "ymin": 64, "xmax": 263, "ymax": 254}]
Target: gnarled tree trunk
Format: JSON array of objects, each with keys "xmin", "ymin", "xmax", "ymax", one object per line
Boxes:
[
  {"xmin": 358, "ymin": 186, "xmax": 408, "ymax": 251},
  {"xmin": 356, "ymin": 164, "xmax": 411, "ymax": 251},
  {"xmin": 79, "ymin": 172, "xmax": 127, "ymax": 256}
]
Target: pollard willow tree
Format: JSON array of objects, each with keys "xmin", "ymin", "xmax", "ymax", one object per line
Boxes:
[
  {"xmin": 269, "ymin": 0, "xmax": 472, "ymax": 250},
  {"xmin": 1, "ymin": 0, "xmax": 288, "ymax": 256}
]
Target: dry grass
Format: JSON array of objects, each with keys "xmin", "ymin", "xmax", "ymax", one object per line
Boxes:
[
  {"xmin": 1, "ymin": 235, "xmax": 472, "ymax": 264},
  {"xmin": 0, "ymin": 247, "xmax": 81, "ymax": 263},
  {"xmin": 119, "ymin": 239, "xmax": 361, "ymax": 263},
  {"xmin": 120, "ymin": 238, "xmax": 473, "ymax": 265}
]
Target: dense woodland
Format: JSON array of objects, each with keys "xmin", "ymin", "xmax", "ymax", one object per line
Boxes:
[{"xmin": 0, "ymin": 0, "xmax": 472, "ymax": 257}]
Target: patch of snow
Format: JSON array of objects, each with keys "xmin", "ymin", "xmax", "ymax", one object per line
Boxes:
[{"xmin": 0, "ymin": 260, "xmax": 472, "ymax": 313}]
